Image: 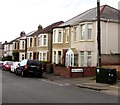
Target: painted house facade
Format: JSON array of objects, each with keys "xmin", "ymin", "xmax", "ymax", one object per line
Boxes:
[
  {"xmin": 12, "ymin": 31, "xmax": 27, "ymax": 61},
  {"xmin": 52, "ymin": 5, "xmax": 120, "ymax": 67},
  {"xmin": 3, "ymin": 41, "xmax": 13, "ymax": 57},
  {"xmin": 27, "ymin": 21, "xmax": 64, "ymax": 62}
]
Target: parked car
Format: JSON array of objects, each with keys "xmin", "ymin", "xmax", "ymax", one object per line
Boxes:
[
  {"xmin": 10, "ymin": 62, "xmax": 20, "ymax": 73},
  {"xmin": 15, "ymin": 59, "xmax": 43, "ymax": 77},
  {"xmin": 2, "ymin": 61, "xmax": 14, "ymax": 71}
]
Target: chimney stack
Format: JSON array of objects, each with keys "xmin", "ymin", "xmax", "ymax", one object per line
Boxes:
[
  {"xmin": 38, "ymin": 24, "xmax": 42, "ymax": 31},
  {"xmin": 20, "ymin": 31, "xmax": 25, "ymax": 37}
]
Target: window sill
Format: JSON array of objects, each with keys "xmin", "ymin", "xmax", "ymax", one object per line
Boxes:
[
  {"xmin": 53, "ymin": 42, "xmax": 63, "ymax": 44},
  {"xmin": 79, "ymin": 40, "xmax": 94, "ymax": 42}
]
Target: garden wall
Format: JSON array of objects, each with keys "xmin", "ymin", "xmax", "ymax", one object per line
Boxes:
[{"xmin": 53, "ymin": 65, "xmax": 96, "ymax": 78}]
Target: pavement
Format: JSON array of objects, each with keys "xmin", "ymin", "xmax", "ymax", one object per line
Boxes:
[{"xmin": 43, "ymin": 73, "xmax": 120, "ymax": 96}]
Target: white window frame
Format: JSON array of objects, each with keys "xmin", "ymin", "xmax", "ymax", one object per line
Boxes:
[
  {"xmin": 53, "ymin": 30, "xmax": 56, "ymax": 43},
  {"xmin": 53, "ymin": 29, "xmax": 63, "ymax": 43},
  {"xmin": 73, "ymin": 27, "xmax": 77, "ymax": 42},
  {"xmin": 58, "ymin": 51, "xmax": 62, "ymax": 64},
  {"xmin": 43, "ymin": 35, "xmax": 47, "ymax": 46},
  {"xmin": 80, "ymin": 24, "xmax": 85, "ymax": 40},
  {"xmin": 39, "ymin": 52, "xmax": 47, "ymax": 61},
  {"xmin": 87, "ymin": 51, "xmax": 92, "ymax": 66},
  {"xmin": 87, "ymin": 23, "xmax": 92, "ymax": 40},
  {"xmin": 22, "ymin": 41, "xmax": 25, "ymax": 49},
  {"xmin": 53, "ymin": 51, "xmax": 56, "ymax": 63},
  {"xmin": 65, "ymin": 28, "xmax": 69, "ymax": 43},
  {"xmin": 58, "ymin": 30, "xmax": 62, "ymax": 43},
  {"xmin": 43, "ymin": 53, "xmax": 47, "ymax": 61},
  {"xmin": 39, "ymin": 34, "xmax": 47, "ymax": 46},
  {"xmin": 30, "ymin": 37, "xmax": 33, "ymax": 47},
  {"xmin": 80, "ymin": 51, "xmax": 85, "ymax": 67},
  {"xmin": 39, "ymin": 53, "xmax": 42, "ymax": 61}
]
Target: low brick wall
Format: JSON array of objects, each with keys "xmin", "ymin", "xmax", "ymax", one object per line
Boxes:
[
  {"xmin": 53, "ymin": 65, "xmax": 71, "ymax": 78},
  {"xmin": 53, "ymin": 65, "xmax": 96, "ymax": 78},
  {"xmin": 70, "ymin": 67, "xmax": 96, "ymax": 77}
]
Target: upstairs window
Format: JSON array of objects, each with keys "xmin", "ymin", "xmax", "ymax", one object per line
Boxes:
[
  {"xmin": 34, "ymin": 37, "xmax": 37, "ymax": 46},
  {"xmin": 65, "ymin": 28, "xmax": 69, "ymax": 43},
  {"xmin": 87, "ymin": 24, "xmax": 92, "ymax": 40},
  {"xmin": 22, "ymin": 41, "xmax": 25, "ymax": 49},
  {"xmin": 53, "ymin": 29, "xmax": 63, "ymax": 43},
  {"xmin": 14, "ymin": 42, "xmax": 17, "ymax": 49},
  {"xmin": 53, "ymin": 30, "xmax": 56, "ymax": 43},
  {"xmin": 43, "ymin": 35, "xmax": 47, "ymax": 46},
  {"xmin": 39, "ymin": 35, "xmax": 42, "ymax": 46},
  {"xmin": 81, "ymin": 24, "xmax": 85, "ymax": 40},
  {"xmin": 58, "ymin": 31, "xmax": 62, "ymax": 43},
  {"xmin": 39, "ymin": 34, "xmax": 47, "ymax": 46},
  {"xmin": 30, "ymin": 38, "xmax": 33, "ymax": 47},
  {"xmin": 73, "ymin": 27, "xmax": 77, "ymax": 41}
]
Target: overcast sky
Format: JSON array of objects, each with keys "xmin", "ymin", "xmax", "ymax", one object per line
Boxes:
[{"xmin": 0, "ymin": 0, "xmax": 119, "ymax": 43}]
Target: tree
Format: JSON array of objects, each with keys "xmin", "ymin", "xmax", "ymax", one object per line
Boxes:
[{"xmin": 2, "ymin": 55, "xmax": 12, "ymax": 61}]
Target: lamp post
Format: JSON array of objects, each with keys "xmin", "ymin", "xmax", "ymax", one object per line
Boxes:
[{"xmin": 97, "ymin": 0, "xmax": 101, "ymax": 67}]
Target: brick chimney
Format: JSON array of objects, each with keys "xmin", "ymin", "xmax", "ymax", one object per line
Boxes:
[
  {"xmin": 5, "ymin": 41, "xmax": 7, "ymax": 44},
  {"xmin": 38, "ymin": 25, "xmax": 42, "ymax": 31},
  {"xmin": 20, "ymin": 31, "xmax": 25, "ymax": 37}
]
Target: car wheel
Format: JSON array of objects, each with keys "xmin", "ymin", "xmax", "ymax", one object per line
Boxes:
[
  {"xmin": 15, "ymin": 70, "xmax": 18, "ymax": 75},
  {"xmin": 9, "ymin": 70, "xmax": 12, "ymax": 73}
]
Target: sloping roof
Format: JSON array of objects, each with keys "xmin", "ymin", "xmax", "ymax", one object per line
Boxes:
[
  {"xmin": 58, "ymin": 5, "xmax": 119, "ymax": 27},
  {"xmin": 28, "ymin": 21, "xmax": 64, "ymax": 37},
  {"xmin": 41, "ymin": 21, "xmax": 64, "ymax": 33}
]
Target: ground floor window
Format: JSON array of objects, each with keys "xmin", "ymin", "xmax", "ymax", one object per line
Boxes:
[
  {"xmin": 39, "ymin": 52, "xmax": 47, "ymax": 61},
  {"xmin": 80, "ymin": 51, "xmax": 84, "ymax": 66},
  {"xmin": 87, "ymin": 51, "xmax": 92, "ymax": 66},
  {"xmin": 43, "ymin": 53, "xmax": 47, "ymax": 61},
  {"xmin": 53, "ymin": 50, "xmax": 62, "ymax": 64},
  {"xmin": 58, "ymin": 51, "xmax": 62, "ymax": 64},
  {"xmin": 30, "ymin": 53, "xmax": 32, "ymax": 59},
  {"xmin": 80, "ymin": 51, "xmax": 92, "ymax": 67},
  {"xmin": 39, "ymin": 53, "xmax": 42, "ymax": 61},
  {"xmin": 22, "ymin": 54, "xmax": 24, "ymax": 60}
]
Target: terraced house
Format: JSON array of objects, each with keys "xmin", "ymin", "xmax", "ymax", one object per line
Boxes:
[
  {"xmin": 52, "ymin": 5, "xmax": 120, "ymax": 67},
  {"xmin": 27, "ymin": 21, "xmax": 64, "ymax": 62}
]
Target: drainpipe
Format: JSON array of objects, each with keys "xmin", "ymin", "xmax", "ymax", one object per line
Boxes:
[{"xmin": 25, "ymin": 37, "xmax": 27, "ymax": 59}]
